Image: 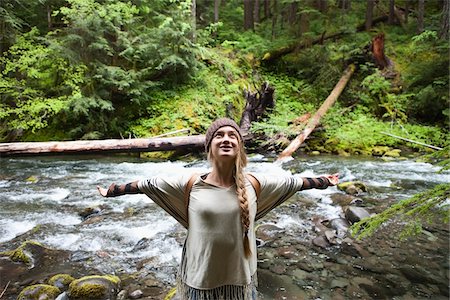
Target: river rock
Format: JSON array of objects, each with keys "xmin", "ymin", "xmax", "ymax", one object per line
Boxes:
[
  {"xmin": 337, "ymin": 181, "xmax": 368, "ymax": 195},
  {"xmin": 48, "ymin": 274, "xmax": 75, "ymax": 291},
  {"xmin": 328, "ymin": 218, "xmax": 351, "ymax": 237},
  {"xmin": 256, "ymin": 224, "xmax": 285, "ymax": 244},
  {"xmin": 17, "ymin": 284, "xmax": 60, "ymax": 300},
  {"xmin": 345, "ymin": 206, "xmax": 371, "ymax": 224},
  {"xmin": 68, "ymin": 275, "xmax": 121, "ymax": 300}
]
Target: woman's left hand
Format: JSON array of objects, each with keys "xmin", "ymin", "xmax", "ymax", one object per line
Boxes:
[{"xmin": 325, "ymin": 173, "xmax": 339, "ymax": 186}]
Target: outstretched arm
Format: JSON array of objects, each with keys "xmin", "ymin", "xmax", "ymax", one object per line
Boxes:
[
  {"xmin": 301, "ymin": 173, "xmax": 339, "ymax": 190},
  {"xmin": 97, "ymin": 181, "xmax": 141, "ymax": 197}
]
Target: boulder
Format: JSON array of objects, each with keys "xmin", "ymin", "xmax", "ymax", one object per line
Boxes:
[
  {"xmin": 68, "ymin": 275, "xmax": 121, "ymax": 300},
  {"xmin": 345, "ymin": 206, "xmax": 371, "ymax": 224},
  {"xmin": 17, "ymin": 284, "xmax": 60, "ymax": 300},
  {"xmin": 48, "ymin": 274, "xmax": 75, "ymax": 291},
  {"xmin": 337, "ymin": 181, "xmax": 368, "ymax": 195}
]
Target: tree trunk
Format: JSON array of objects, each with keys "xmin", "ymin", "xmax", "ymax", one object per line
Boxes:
[
  {"xmin": 417, "ymin": 0, "xmax": 424, "ymax": 34},
  {"xmin": 0, "ymin": 135, "xmax": 207, "ymax": 157},
  {"xmin": 365, "ymin": 0, "xmax": 374, "ymax": 31},
  {"xmin": 388, "ymin": 0, "xmax": 395, "ymax": 24},
  {"xmin": 214, "ymin": 0, "xmax": 220, "ymax": 23},
  {"xmin": 338, "ymin": 0, "xmax": 351, "ymax": 10},
  {"xmin": 371, "ymin": 33, "xmax": 391, "ymax": 69},
  {"xmin": 264, "ymin": 0, "xmax": 270, "ymax": 19},
  {"xmin": 276, "ymin": 64, "xmax": 356, "ymax": 162},
  {"xmin": 404, "ymin": 1, "xmax": 409, "ymax": 24},
  {"xmin": 271, "ymin": 0, "xmax": 277, "ymax": 39},
  {"xmin": 191, "ymin": 0, "xmax": 197, "ymax": 41},
  {"xmin": 439, "ymin": 0, "xmax": 449, "ymax": 40},
  {"xmin": 240, "ymin": 82, "xmax": 275, "ymax": 134},
  {"xmin": 254, "ymin": 0, "xmax": 260, "ymax": 24},
  {"xmin": 244, "ymin": 0, "xmax": 255, "ymax": 31}
]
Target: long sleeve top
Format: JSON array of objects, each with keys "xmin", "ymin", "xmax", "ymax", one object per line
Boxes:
[{"xmin": 137, "ymin": 173, "xmax": 304, "ymax": 300}]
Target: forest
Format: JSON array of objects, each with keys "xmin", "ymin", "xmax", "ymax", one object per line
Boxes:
[
  {"xmin": 0, "ymin": 1, "xmax": 449, "ymax": 299},
  {"xmin": 0, "ymin": 0, "xmax": 448, "ymax": 157}
]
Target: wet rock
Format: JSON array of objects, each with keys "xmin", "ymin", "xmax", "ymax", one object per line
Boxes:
[
  {"xmin": 256, "ymin": 224, "xmax": 285, "ymax": 245},
  {"xmin": 277, "ymin": 246, "xmax": 298, "ymax": 259},
  {"xmin": 68, "ymin": 275, "xmax": 121, "ymax": 300},
  {"xmin": 330, "ymin": 193, "xmax": 359, "ymax": 207},
  {"xmin": 328, "ymin": 218, "xmax": 351, "ymax": 237},
  {"xmin": 340, "ymin": 238, "xmax": 370, "ymax": 257},
  {"xmin": 399, "ymin": 265, "xmax": 438, "ymax": 284},
  {"xmin": 129, "ymin": 289, "xmax": 144, "ymax": 299},
  {"xmin": 312, "ymin": 236, "xmax": 330, "ymax": 249},
  {"xmin": 48, "ymin": 274, "xmax": 75, "ymax": 291},
  {"xmin": 337, "ymin": 181, "xmax": 368, "ymax": 195},
  {"xmin": 330, "ymin": 278, "xmax": 349, "ymax": 288},
  {"xmin": 78, "ymin": 206, "xmax": 106, "ymax": 220},
  {"xmin": 55, "ymin": 291, "xmax": 69, "ymax": 300},
  {"xmin": 270, "ymin": 264, "xmax": 286, "ymax": 275},
  {"xmin": 17, "ymin": 284, "xmax": 60, "ymax": 300},
  {"xmin": 345, "ymin": 206, "xmax": 370, "ymax": 224}
]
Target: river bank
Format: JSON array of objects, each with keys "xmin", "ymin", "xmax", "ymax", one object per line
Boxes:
[{"xmin": 1, "ymin": 155, "xmax": 448, "ymax": 299}]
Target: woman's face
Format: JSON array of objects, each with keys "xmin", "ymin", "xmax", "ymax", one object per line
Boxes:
[{"xmin": 210, "ymin": 126, "xmax": 240, "ymax": 161}]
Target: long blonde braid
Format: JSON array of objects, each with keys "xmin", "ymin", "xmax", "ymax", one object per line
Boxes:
[{"xmin": 234, "ymin": 141, "xmax": 251, "ymax": 257}]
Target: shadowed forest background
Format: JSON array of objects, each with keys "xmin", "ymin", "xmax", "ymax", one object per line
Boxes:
[{"xmin": 0, "ymin": 0, "xmax": 448, "ymax": 157}]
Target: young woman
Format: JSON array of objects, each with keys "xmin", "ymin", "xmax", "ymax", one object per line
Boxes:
[{"xmin": 97, "ymin": 118, "xmax": 339, "ymax": 300}]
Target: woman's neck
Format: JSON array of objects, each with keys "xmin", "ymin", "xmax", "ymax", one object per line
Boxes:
[{"xmin": 206, "ymin": 161, "xmax": 235, "ymax": 188}]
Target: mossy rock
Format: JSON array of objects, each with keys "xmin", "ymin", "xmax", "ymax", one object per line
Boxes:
[
  {"xmin": 17, "ymin": 284, "xmax": 60, "ymax": 300},
  {"xmin": 48, "ymin": 274, "xmax": 75, "ymax": 291},
  {"xmin": 372, "ymin": 146, "xmax": 390, "ymax": 156},
  {"xmin": 68, "ymin": 275, "xmax": 121, "ymax": 300},
  {"xmin": 383, "ymin": 148, "xmax": 402, "ymax": 157},
  {"xmin": 0, "ymin": 240, "xmax": 45, "ymax": 266},
  {"xmin": 337, "ymin": 181, "xmax": 368, "ymax": 195}
]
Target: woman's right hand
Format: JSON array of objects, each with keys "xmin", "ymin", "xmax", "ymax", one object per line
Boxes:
[{"xmin": 97, "ymin": 185, "xmax": 109, "ymax": 197}]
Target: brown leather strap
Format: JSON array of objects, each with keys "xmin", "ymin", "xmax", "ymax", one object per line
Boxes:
[
  {"xmin": 184, "ymin": 174, "xmax": 198, "ymax": 226},
  {"xmin": 246, "ymin": 173, "xmax": 261, "ymax": 201}
]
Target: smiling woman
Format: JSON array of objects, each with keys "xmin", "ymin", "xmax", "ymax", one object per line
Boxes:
[{"xmin": 97, "ymin": 117, "xmax": 338, "ymax": 300}]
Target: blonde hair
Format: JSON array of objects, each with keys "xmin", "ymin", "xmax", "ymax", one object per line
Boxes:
[{"xmin": 208, "ymin": 135, "xmax": 251, "ymax": 258}]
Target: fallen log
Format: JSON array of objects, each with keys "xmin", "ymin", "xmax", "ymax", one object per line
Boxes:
[
  {"xmin": 276, "ymin": 64, "xmax": 356, "ymax": 162},
  {"xmin": 380, "ymin": 132, "xmax": 443, "ymax": 151},
  {"xmin": 263, "ymin": 15, "xmax": 389, "ymax": 64},
  {"xmin": 0, "ymin": 135, "xmax": 206, "ymax": 157}
]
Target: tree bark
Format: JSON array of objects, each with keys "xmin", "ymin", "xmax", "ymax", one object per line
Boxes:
[
  {"xmin": 191, "ymin": 0, "xmax": 197, "ymax": 41},
  {"xmin": 240, "ymin": 82, "xmax": 275, "ymax": 134},
  {"xmin": 439, "ymin": 0, "xmax": 449, "ymax": 40},
  {"xmin": 214, "ymin": 0, "xmax": 220, "ymax": 23},
  {"xmin": 365, "ymin": 0, "xmax": 374, "ymax": 31},
  {"xmin": 264, "ymin": 0, "xmax": 270, "ymax": 19},
  {"xmin": 254, "ymin": 0, "xmax": 260, "ymax": 24},
  {"xmin": 276, "ymin": 64, "xmax": 355, "ymax": 162},
  {"xmin": 371, "ymin": 33, "xmax": 391, "ymax": 69},
  {"xmin": 262, "ymin": 31, "xmax": 346, "ymax": 63},
  {"xmin": 0, "ymin": 135, "xmax": 207, "ymax": 157},
  {"xmin": 244, "ymin": 0, "xmax": 255, "ymax": 31},
  {"xmin": 388, "ymin": 0, "xmax": 395, "ymax": 25},
  {"xmin": 417, "ymin": 0, "xmax": 424, "ymax": 34}
]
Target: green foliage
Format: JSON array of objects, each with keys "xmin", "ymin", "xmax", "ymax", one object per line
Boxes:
[
  {"xmin": 0, "ymin": 28, "xmax": 86, "ymax": 136},
  {"xmin": 359, "ymin": 70, "xmax": 410, "ymax": 123},
  {"xmin": 351, "ymin": 183, "xmax": 450, "ymax": 240},
  {"xmin": 322, "ymin": 106, "xmax": 447, "ymax": 154}
]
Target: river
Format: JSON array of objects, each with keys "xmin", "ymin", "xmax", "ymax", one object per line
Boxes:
[{"xmin": 0, "ymin": 154, "xmax": 449, "ymax": 299}]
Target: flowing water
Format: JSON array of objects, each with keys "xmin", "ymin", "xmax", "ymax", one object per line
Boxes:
[{"xmin": 0, "ymin": 154, "xmax": 449, "ymax": 299}]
